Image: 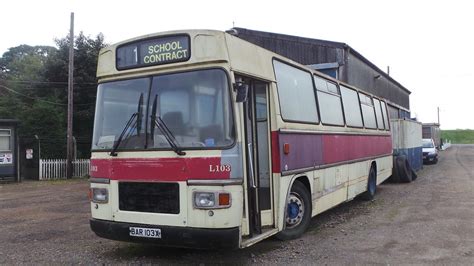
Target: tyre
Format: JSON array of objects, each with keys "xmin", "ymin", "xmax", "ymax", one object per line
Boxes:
[
  {"xmin": 360, "ymin": 166, "xmax": 377, "ymax": 201},
  {"xmin": 389, "ymin": 156, "xmax": 401, "ymax": 183},
  {"xmin": 391, "ymin": 155, "xmax": 412, "ymax": 183},
  {"xmin": 411, "ymin": 169, "xmax": 418, "ymax": 181},
  {"xmin": 398, "ymin": 156, "xmax": 413, "ymax": 183},
  {"xmin": 275, "ymin": 181, "xmax": 311, "ymax": 240}
]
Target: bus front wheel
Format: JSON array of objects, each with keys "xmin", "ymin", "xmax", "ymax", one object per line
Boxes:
[{"xmin": 275, "ymin": 181, "xmax": 311, "ymax": 240}]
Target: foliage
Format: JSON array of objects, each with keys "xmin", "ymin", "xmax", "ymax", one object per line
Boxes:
[
  {"xmin": 441, "ymin": 130, "xmax": 474, "ymax": 144},
  {"xmin": 21, "ymin": 100, "xmax": 67, "ymax": 158},
  {"xmin": 0, "ymin": 33, "xmax": 107, "ymax": 158},
  {"xmin": 0, "ymin": 45, "xmax": 55, "ymax": 81},
  {"xmin": 44, "ymin": 32, "xmax": 107, "ymax": 158}
]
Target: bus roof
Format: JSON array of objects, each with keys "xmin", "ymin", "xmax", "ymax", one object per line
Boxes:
[{"xmin": 97, "ymin": 29, "xmax": 390, "ymax": 103}]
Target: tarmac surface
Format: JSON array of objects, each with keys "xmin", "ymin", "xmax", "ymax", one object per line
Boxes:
[{"xmin": 1, "ymin": 144, "xmax": 473, "ymax": 264}]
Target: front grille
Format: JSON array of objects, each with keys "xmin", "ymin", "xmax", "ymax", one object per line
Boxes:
[
  {"xmin": 423, "ymin": 152, "xmax": 428, "ymax": 156},
  {"xmin": 119, "ymin": 182, "xmax": 179, "ymax": 214}
]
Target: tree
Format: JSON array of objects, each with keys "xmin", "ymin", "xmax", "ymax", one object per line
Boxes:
[
  {"xmin": 0, "ymin": 33, "xmax": 106, "ymax": 158},
  {"xmin": 21, "ymin": 100, "xmax": 67, "ymax": 158},
  {"xmin": 0, "ymin": 44, "xmax": 58, "ymax": 121},
  {"xmin": 44, "ymin": 32, "xmax": 107, "ymax": 158},
  {"xmin": 0, "ymin": 45, "xmax": 55, "ymax": 80}
]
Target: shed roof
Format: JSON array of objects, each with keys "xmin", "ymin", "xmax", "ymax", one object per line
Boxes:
[{"xmin": 230, "ymin": 27, "xmax": 411, "ymax": 94}]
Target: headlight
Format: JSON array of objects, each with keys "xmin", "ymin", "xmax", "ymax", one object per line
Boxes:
[
  {"xmin": 90, "ymin": 188, "xmax": 108, "ymax": 203},
  {"xmin": 193, "ymin": 191, "xmax": 231, "ymax": 209},
  {"xmin": 429, "ymin": 151, "xmax": 436, "ymax": 156}
]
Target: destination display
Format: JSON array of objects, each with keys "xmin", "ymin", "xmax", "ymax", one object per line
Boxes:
[{"xmin": 116, "ymin": 35, "xmax": 190, "ymax": 69}]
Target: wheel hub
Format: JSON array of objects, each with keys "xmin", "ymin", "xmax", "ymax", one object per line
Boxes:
[{"xmin": 286, "ymin": 192, "xmax": 304, "ymax": 228}]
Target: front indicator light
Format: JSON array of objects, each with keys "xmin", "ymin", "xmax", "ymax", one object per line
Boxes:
[
  {"xmin": 219, "ymin": 193, "xmax": 231, "ymax": 206},
  {"xmin": 91, "ymin": 188, "xmax": 108, "ymax": 203}
]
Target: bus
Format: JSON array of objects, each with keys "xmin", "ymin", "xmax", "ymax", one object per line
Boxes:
[{"xmin": 89, "ymin": 30, "xmax": 393, "ymax": 249}]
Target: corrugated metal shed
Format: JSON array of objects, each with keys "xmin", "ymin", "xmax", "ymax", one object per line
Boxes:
[{"xmin": 229, "ymin": 28, "xmax": 411, "ymax": 118}]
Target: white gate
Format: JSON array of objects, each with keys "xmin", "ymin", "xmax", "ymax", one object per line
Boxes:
[{"xmin": 39, "ymin": 159, "xmax": 90, "ymax": 180}]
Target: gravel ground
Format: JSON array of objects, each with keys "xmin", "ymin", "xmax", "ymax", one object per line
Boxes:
[{"xmin": 1, "ymin": 144, "xmax": 473, "ymax": 264}]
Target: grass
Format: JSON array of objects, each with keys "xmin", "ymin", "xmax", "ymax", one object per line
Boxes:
[{"xmin": 441, "ymin": 129, "xmax": 474, "ymax": 144}]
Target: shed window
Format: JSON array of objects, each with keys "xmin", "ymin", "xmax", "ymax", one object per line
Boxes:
[
  {"xmin": 0, "ymin": 129, "xmax": 11, "ymax": 151},
  {"xmin": 274, "ymin": 60, "xmax": 319, "ymax": 123},
  {"xmin": 359, "ymin": 93, "xmax": 377, "ymax": 129},
  {"xmin": 314, "ymin": 76, "xmax": 344, "ymax": 126},
  {"xmin": 340, "ymin": 86, "xmax": 363, "ymax": 127},
  {"xmin": 373, "ymin": 99, "xmax": 384, "ymax": 130}
]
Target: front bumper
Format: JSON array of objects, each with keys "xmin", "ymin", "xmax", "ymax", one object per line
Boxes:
[
  {"xmin": 423, "ymin": 154, "xmax": 437, "ymax": 162},
  {"xmin": 90, "ymin": 219, "xmax": 240, "ymax": 249}
]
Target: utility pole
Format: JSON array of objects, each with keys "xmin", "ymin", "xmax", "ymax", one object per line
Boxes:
[
  {"xmin": 66, "ymin": 12, "xmax": 74, "ymax": 179},
  {"xmin": 437, "ymin": 106, "xmax": 440, "ymax": 125}
]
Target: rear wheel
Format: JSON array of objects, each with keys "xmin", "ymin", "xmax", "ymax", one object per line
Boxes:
[
  {"xmin": 275, "ymin": 181, "xmax": 311, "ymax": 240},
  {"xmin": 411, "ymin": 169, "xmax": 418, "ymax": 181},
  {"xmin": 389, "ymin": 156, "xmax": 401, "ymax": 183},
  {"xmin": 398, "ymin": 156, "xmax": 413, "ymax": 183},
  {"xmin": 360, "ymin": 166, "xmax": 377, "ymax": 201},
  {"xmin": 390, "ymin": 155, "xmax": 413, "ymax": 183}
]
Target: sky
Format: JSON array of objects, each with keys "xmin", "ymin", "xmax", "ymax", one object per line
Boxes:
[{"xmin": 1, "ymin": 0, "xmax": 473, "ymax": 129}]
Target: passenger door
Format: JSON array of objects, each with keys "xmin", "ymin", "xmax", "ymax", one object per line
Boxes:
[{"xmin": 239, "ymin": 76, "xmax": 274, "ymax": 236}]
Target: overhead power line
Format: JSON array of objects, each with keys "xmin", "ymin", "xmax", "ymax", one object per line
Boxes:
[
  {"xmin": 0, "ymin": 79, "xmax": 97, "ymax": 85},
  {"xmin": 0, "ymin": 84, "xmax": 95, "ymax": 106}
]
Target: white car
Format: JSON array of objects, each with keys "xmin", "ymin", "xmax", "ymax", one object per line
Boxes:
[{"xmin": 422, "ymin": 138, "xmax": 438, "ymax": 164}]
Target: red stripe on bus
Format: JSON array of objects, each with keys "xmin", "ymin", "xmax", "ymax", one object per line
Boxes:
[
  {"xmin": 277, "ymin": 132, "xmax": 392, "ymax": 173},
  {"xmin": 90, "ymin": 157, "xmax": 230, "ymax": 181},
  {"xmin": 322, "ymin": 134, "xmax": 392, "ymax": 165},
  {"xmin": 271, "ymin": 131, "xmax": 281, "ymax": 173}
]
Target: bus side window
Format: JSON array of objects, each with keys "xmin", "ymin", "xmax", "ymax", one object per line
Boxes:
[
  {"xmin": 314, "ymin": 75, "xmax": 344, "ymax": 126},
  {"xmin": 273, "ymin": 60, "xmax": 319, "ymax": 123},
  {"xmin": 381, "ymin": 101, "xmax": 390, "ymax": 130},
  {"xmin": 340, "ymin": 85, "xmax": 363, "ymax": 127},
  {"xmin": 359, "ymin": 93, "xmax": 377, "ymax": 129},
  {"xmin": 373, "ymin": 98, "xmax": 384, "ymax": 130}
]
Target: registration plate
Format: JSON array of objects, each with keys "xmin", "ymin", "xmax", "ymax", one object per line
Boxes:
[{"xmin": 129, "ymin": 227, "xmax": 161, "ymax": 238}]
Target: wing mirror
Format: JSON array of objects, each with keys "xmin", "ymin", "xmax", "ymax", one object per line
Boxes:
[{"xmin": 234, "ymin": 81, "xmax": 249, "ymax": 102}]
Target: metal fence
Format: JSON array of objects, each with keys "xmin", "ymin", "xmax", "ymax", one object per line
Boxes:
[
  {"xmin": 39, "ymin": 159, "xmax": 90, "ymax": 180},
  {"xmin": 441, "ymin": 140, "xmax": 452, "ymax": 151}
]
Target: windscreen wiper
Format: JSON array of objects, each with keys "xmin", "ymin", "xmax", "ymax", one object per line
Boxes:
[
  {"xmin": 109, "ymin": 112, "xmax": 138, "ymax": 156},
  {"xmin": 109, "ymin": 93, "xmax": 144, "ymax": 156},
  {"xmin": 150, "ymin": 95, "xmax": 186, "ymax": 156}
]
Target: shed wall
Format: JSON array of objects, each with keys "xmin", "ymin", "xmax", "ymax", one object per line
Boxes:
[
  {"xmin": 232, "ymin": 28, "xmax": 411, "ymax": 112},
  {"xmin": 346, "ymin": 55, "xmax": 410, "ymax": 109},
  {"xmin": 232, "ymin": 31, "xmax": 344, "ymax": 66}
]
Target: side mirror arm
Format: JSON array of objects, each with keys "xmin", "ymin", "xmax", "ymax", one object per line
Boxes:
[{"xmin": 234, "ymin": 81, "xmax": 249, "ymax": 102}]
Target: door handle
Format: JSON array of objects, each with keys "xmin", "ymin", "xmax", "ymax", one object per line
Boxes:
[{"xmin": 247, "ymin": 143, "xmax": 257, "ymax": 189}]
